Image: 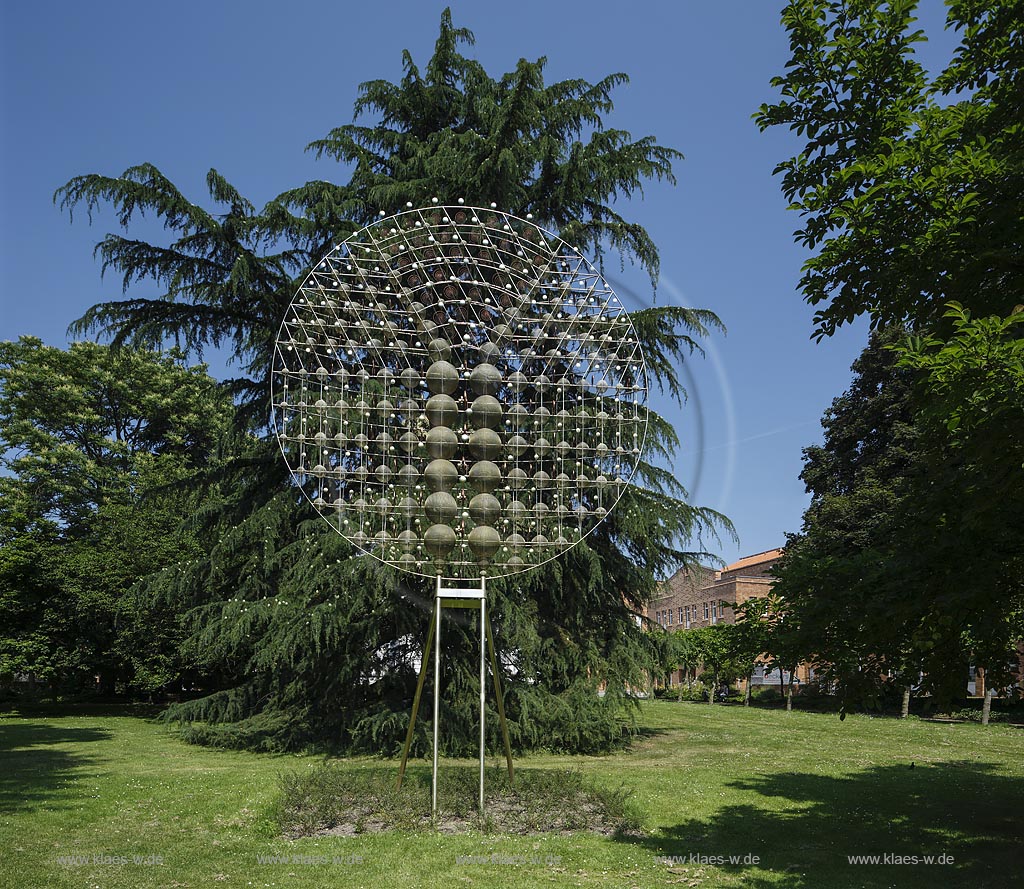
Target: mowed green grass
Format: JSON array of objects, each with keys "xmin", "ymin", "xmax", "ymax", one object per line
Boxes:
[{"xmin": 1, "ymin": 701, "xmax": 1022, "ymax": 888}]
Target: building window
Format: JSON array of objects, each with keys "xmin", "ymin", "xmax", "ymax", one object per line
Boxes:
[
  {"xmin": 712, "ymin": 602, "xmax": 718, "ymax": 622},
  {"xmin": 703, "ymin": 602, "xmax": 710, "ymax": 620},
  {"xmin": 678, "ymin": 607, "xmax": 684, "ymax": 624},
  {"xmin": 668, "ymin": 609, "xmax": 673, "ymax": 626},
  {"xmin": 684, "ymin": 605, "xmax": 691, "ymax": 628}
]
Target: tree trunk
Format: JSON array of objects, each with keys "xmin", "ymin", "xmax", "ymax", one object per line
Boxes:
[
  {"xmin": 901, "ymin": 685, "xmax": 911, "ymax": 719},
  {"xmin": 982, "ymin": 687, "xmax": 994, "ymax": 726},
  {"xmin": 786, "ymin": 672, "xmax": 794, "ymax": 711},
  {"xmin": 98, "ymin": 669, "xmax": 117, "ymax": 697},
  {"xmin": 744, "ymin": 673, "xmax": 752, "ymax": 707},
  {"xmin": 778, "ymin": 668, "xmax": 785, "ymax": 699}
]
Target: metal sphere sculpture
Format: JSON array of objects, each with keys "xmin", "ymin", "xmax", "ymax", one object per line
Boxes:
[{"xmin": 272, "ymin": 202, "xmax": 648, "ymax": 580}]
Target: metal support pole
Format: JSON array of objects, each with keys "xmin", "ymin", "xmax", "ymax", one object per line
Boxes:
[
  {"xmin": 485, "ymin": 610, "xmax": 515, "ymax": 783},
  {"xmin": 411, "ymin": 577, "xmax": 499, "ymax": 817},
  {"xmin": 432, "ymin": 577, "xmax": 441, "ymax": 817},
  {"xmin": 396, "ymin": 599, "xmax": 436, "ymax": 790},
  {"xmin": 479, "ymin": 577, "xmax": 486, "ymax": 814}
]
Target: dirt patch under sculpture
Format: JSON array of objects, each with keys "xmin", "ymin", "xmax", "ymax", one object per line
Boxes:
[{"xmin": 276, "ymin": 765, "xmax": 643, "ymax": 837}]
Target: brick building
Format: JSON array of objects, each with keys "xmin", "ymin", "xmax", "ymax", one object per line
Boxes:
[
  {"xmin": 648, "ymin": 549, "xmax": 1022, "ymax": 698},
  {"xmin": 649, "ymin": 548, "xmax": 781, "ymax": 631},
  {"xmin": 647, "ymin": 548, "xmax": 813, "ymax": 688}
]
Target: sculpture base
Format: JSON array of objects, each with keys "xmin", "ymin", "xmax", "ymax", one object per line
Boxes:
[{"xmin": 396, "ymin": 576, "xmax": 515, "ymax": 816}]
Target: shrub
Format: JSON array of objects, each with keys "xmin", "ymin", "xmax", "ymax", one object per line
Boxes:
[{"xmin": 750, "ymin": 687, "xmax": 783, "ymax": 705}]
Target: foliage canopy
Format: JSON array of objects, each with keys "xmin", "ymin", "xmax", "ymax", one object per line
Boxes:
[
  {"xmin": 0, "ymin": 337, "xmax": 230, "ymax": 693},
  {"xmin": 760, "ymin": 0, "xmax": 1024, "ymax": 709},
  {"xmin": 756, "ymin": 0, "xmax": 1023, "ymax": 339}
]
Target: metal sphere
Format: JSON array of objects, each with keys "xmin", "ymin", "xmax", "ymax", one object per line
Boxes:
[
  {"xmin": 426, "ymin": 361, "xmax": 460, "ymax": 395},
  {"xmin": 468, "ymin": 525, "xmax": 501, "ymax": 562},
  {"xmin": 469, "ymin": 363, "xmax": 502, "ymax": 396},
  {"xmin": 469, "ymin": 395, "xmax": 502, "ymax": 429},
  {"xmin": 424, "ymin": 458, "xmax": 459, "ymax": 492},
  {"xmin": 468, "ymin": 493, "xmax": 502, "ymax": 525},
  {"xmin": 424, "ymin": 523, "xmax": 457, "ymax": 559},
  {"xmin": 424, "ymin": 491, "xmax": 459, "ymax": 524},
  {"xmin": 425, "ymin": 427, "xmax": 458, "ymax": 460},
  {"xmin": 427, "ymin": 338, "xmax": 452, "ymax": 362},
  {"xmin": 272, "ymin": 203, "xmax": 649, "ymax": 579},
  {"xmin": 426, "ymin": 394, "xmax": 459, "ymax": 428},
  {"xmin": 468, "ymin": 460, "xmax": 502, "ymax": 493},
  {"xmin": 468, "ymin": 428, "xmax": 502, "ymax": 461}
]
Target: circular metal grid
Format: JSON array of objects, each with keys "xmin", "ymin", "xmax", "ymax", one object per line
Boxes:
[{"xmin": 272, "ymin": 203, "xmax": 648, "ymax": 578}]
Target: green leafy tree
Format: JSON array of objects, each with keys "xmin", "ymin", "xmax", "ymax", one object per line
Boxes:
[
  {"xmin": 687, "ymin": 625, "xmax": 741, "ymax": 704},
  {"xmin": 646, "ymin": 627, "xmax": 674, "ymax": 694},
  {"xmin": 764, "ymin": 606, "xmax": 808, "ymax": 713},
  {"xmin": 755, "ymin": 0, "xmax": 1023, "ymax": 339},
  {"xmin": 729, "ymin": 594, "xmax": 775, "ymax": 706},
  {"xmin": 55, "ymin": 10, "xmax": 732, "ymax": 752},
  {"xmin": 649, "ymin": 626, "xmax": 703, "ymax": 699},
  {"xmin": 898, "ymin": 304, "xmax": 1024, "ymax": 705},
  {"xmin": 0, "ymin": 337, "xmax": 230, "ymax": 695},
  {"xmin": 57, "ymin": 10, "xmax": 694, "ymax": 421},
  {"xmin": 758, "ymin": 0, "xmax": 1024, "ymax": 711},
  {"xmin": 770, "ymin": 330, "xmax": 927, "ymax": 709},
  {"xmin": 0, "ymin": 481, "xmax": 82, "ymax": 692},
  {"xmin": 773, "ymin": 325, "xmax": 1022, "ymax": 711},
  {"xmin": 670, "ymin": 627, "xmax": 703, "ymax": 699}
]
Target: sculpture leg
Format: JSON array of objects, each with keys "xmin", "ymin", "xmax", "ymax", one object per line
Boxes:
[
  {"xmin": 479, "ymin": 591, "xmax": 486, "ymax": 814},
  {"xmin": 485, "ymin": 610, "xmax": 514, "ymax": 784},
  {"xmin": 432, "ymin": 583, "xmax": 441, "ymax": 816},
  {"xmin": 396, "ymin": 600, "xmax": 437, "ymax": 790}
]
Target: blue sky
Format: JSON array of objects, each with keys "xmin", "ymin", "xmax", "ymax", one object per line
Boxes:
[{"xmin": 0, "ymin": 1, "xmax": 958, "ymax": 564}]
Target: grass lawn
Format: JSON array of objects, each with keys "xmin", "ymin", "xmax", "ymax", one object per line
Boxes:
[{"xmin": 1, "ymin": 700, "xmax": 1022, "ymax": 888}]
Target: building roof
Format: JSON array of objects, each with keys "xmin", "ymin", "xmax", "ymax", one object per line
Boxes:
[{"xmin": 723, "ymin": 549, "xmax": 783, "ymax": 574}]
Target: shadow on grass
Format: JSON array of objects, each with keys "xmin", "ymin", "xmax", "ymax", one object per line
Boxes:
[
  {"xmin": 620, "ymin": 761, "xmax": 1023, "ymax": 888},
  {"xmin": 0, "ymin": 721, "xmax": 112, "ymax": 815},
  {"xmin": 1, "ymin": 699, "xmax": 164, "ymax": 719},
  {"xmin": 632, "ymin": 725, "xmax": 669, "ymax": 741}
]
